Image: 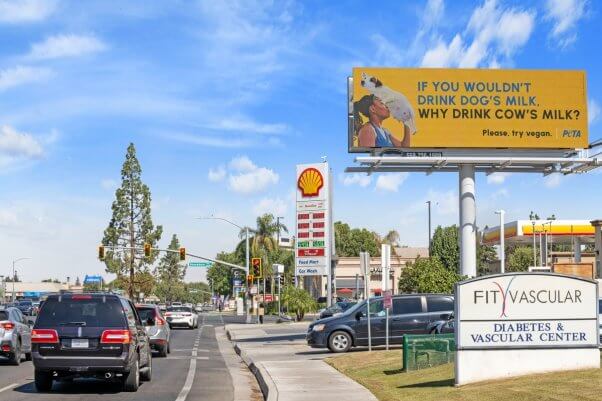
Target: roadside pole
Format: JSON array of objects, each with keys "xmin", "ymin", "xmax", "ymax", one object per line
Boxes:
[
  {"xmin": 382, "ymin": 244, "xmax": 391, "ymax": 351},
  {"xmin": 360, "ymin": 252, "xmax": 372, "ymax": 352}
]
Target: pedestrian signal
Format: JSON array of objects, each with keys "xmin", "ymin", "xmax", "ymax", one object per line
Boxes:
[{"xmin": 144, "ymin": 243, "xmax": 151, "ymax": 257}]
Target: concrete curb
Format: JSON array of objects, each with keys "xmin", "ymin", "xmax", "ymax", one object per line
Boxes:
[{"xmin": 233, "ymin": 341, "xmax": 278, "ymax": 401}]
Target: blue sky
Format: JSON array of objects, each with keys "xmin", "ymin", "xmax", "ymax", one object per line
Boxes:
[{"xmin": 0, "ymin": 0, "xmax": 600, "ymax": 283}]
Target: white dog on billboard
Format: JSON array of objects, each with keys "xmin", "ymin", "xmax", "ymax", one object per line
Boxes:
[{"xmin": 360, "ymin": 72, "xmax": 417, "ymax": 135}]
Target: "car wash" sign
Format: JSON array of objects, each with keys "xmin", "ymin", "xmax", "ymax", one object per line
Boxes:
[{"xmin": 455, "ymin": 273, "xmax": 599, "ymax": 385}]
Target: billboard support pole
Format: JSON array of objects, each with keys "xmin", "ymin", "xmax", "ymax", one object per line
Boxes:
[{"xmin": 459, "ymin": 164, "xmax": 477, "ymax": 277}]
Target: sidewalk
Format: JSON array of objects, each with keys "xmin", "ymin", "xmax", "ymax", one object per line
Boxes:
[{"xmin": 226, "ymin": 322, "xmax": 378, "ymax": 401}]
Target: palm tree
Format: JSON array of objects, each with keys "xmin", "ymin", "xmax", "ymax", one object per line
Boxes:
[{"xmin": 239, "ymin": 214, "xmax": 288, "ymax": 277}]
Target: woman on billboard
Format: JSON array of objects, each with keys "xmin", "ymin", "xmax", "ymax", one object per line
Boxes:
[{"xmin": 354, "ymin": 94, "xmax": 411, "ymax": 148}]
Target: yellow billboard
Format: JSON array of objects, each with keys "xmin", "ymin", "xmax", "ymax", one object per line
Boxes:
[{"xmin": 349, "ymin": 68, "xmax": 588, "ymax": 151}]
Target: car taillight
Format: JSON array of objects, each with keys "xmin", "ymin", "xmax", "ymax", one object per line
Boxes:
[
  {"xmin": 100, "ymin": 329, "xmax": 131, "ymax": 344},
  {"xmin": 183, "ymin": 313, "xmax": 191, "ymax": 316},
  {"xmin": 71, "ymin": 295, "xmax": 92, "ymax": 300},
  {"xmin": 156, "ymin": 316, "xmax": 166, "ymax": 326},
  {"xmin": 32, "ymin": 329, "xmax": 59, "ymax": 343},
  {"xmin": 1, "ymin": 322, "xmax": 14, "ymax": 330},
  {"xmin": 164, "ymin": 312, "xmax": 172, "ymax": 317}
]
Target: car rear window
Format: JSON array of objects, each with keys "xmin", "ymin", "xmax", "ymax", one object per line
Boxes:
[
  {"xmin": 0, "ymin": 311, "xmax": 8, "ymax": 320},
  {"xmin": 427, "ymin": 296, "xmax": 454, "ymax": 312},
  {"xmin": 136, "ymin": 307, "xmax": 156, "ymax": 321},
  {"xmin": 168, "ymin": 307, "xmax": 192, "ymax": 313},
  {"xmin": 36, "ymin": 297, "xmax": 126, "ymax": 328},
  {"xmin": 19, "ymin": 301, "xmax": 32, "ymax": 306}
]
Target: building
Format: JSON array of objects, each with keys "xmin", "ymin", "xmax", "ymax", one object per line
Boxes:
[
  {"xmin": 2, "ymin": 282, "xmax": 83, "ymax": 302},
  {"xmin": 303, "ymin": 247, "xmax": 428, "ymax": 299}
]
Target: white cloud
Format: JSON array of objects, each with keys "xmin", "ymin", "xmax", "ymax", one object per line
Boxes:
[
  {"xmin": 0, "ymin": 125, "xmax": 44, "ymax": 168},
  {"xmin": 27, "ymin": 34, "xmax": 107, "ymax": 60},
  {"xmin": 589, "ymin": 98, "xmax": 600, "ymax": 125},
  {"xmin": 0, "ymin": 209, "xmax": 18, "ymax": 227},
  {"xmin": 342, "ymin": 173, "xmax": 371, "ymax": 187},
  {"xmin": 229, "ymin": 167, "xmax": 279, "ymax": 194},
  {"xmin": 204, "ymin": 116, "xmax": 288, "ymax": 135},
  {"xmin": 487, "ymin": 172, "xmax": 510, "ymax": 185},
  {"xmin": 544, "ymin": 174, "xmax": 563, "ymax": 188},
  {"xmin": 375, "ymin": 173, "xmax": 408, "ymax": 192},
  {"xmin": 0, "ymin": 65, "xmax": 52, "ymax": 91},
  {"xmin": 100, "ymin": 179, "xmax": 118, "ymax": 190},
  {"xmin": 229, "ymin": 156, "xmax": 257, "ymax": 172},
  {"xmin": 0, "ymin": 0, "xmax": 56, "ymax": 23},
  {"xmin": 208, "ymin": 166, "xmax": 226, "ymax": 182},
  {"xmin": 544, "ymin": 0, "xmax": 588, "ymax": 48},
  {"xmin": 253, "ymin": 197, "xmax": 288, "ymax": 217},
  {"xmin": 421, "ymin": 0, "xmax": 535, "ymax": 68}
]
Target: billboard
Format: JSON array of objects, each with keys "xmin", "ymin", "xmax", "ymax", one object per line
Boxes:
[
  {"xmin": 295, "ymin": 162, "xmax": 332, "ymax": 276},
  {"xmin": 349, "ymin": 68, "xmax": 588, "ymax": 151}
]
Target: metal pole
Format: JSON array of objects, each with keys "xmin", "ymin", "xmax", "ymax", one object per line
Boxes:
[
  {"xmin": 496, "ymin": 210, "xmax": 505, "ymax": 274},
  {"xmin": 278, "ymin": 274, "xmax": 281, "ymax": 316},
  {"xmin": 532, "ymin": 221, "xmax": 537, "ymax": 266},
  {"xmin": 12, "ymin": 262, "xmax": 15, "ymax": 303},
  {"xmin": 539, "ymin": 231, "xmax": 543, "ymax": 267},
  {"xmin": 426, "ymin": 200, "xmax": 432, "ymax": 256},
  {"xmin": 355, "ymin": 274, "xmax": 359, "ymax": 300},
  {"xmin": 459, "ymin": 165, "xmax": 477, "ymax": 277},
  {"xmin": 245, "ymin": 227, "xmax": 251, "ymax": 324}
]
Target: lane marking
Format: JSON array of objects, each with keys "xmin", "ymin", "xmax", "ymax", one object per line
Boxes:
[
  {"xmin": 175, "ymin": 314, "xmax": 205, "ymax": 401},
  {"xmin": 0, "ymin": 383, "xmax": 19, "ymax": 394}
]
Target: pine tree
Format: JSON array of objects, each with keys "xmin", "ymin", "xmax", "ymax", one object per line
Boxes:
[
  {"xmin": 102, "ymin": 143, "xmax": 162, "ymax": 298},
  {"xmin": 155, "ymin": 234, "xmax": 187, "ymax": 302}
]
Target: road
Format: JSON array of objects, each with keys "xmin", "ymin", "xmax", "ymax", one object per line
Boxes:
[{"xmin": 0, "ymin": 312, "xmax": 256, "ymax": 401}]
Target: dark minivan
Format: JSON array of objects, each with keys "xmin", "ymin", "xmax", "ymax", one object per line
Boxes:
[
  {"xmin": 31, "ymin": 292, "xmax": 152, "ymax": 392},
  {"xmin": 306, "ymin": 294, "xmax": 453, "ymax": 353}
]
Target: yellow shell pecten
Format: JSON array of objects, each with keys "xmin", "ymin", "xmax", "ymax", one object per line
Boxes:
[{"xmin": 298, "ymin": 168, "xmax": 324, "ymax": 197}]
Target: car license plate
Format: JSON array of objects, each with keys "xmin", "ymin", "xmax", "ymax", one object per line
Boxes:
[{"xmin": 71, "ymin": 339, "xmax": 89, "ymax": 348}]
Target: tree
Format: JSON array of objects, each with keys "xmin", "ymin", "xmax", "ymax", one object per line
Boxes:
[
  {"xmin": 243, "ymin": 214, "xmax": 288, "ymax": 279},
  {"xmin": 101, "ymin": 143, "xmax": 163, "ymax": 298},
  {"xmin": 282, "ymin": 285, "xmax": 317, "ymax": 321},
  {"xmin": 181, "ymin": 282, "xmax": 211, "ymax": 304},
  {"xmin": 334, "ymin": 221, "xmax": 381, "ymax": 257},
  {"xmin": 207, "ymin": 252, "xmax": 236, "ymax": 295},
  {"xmin": 155, "ymin": 234, "xmax": 187, "ymax": 303},
  {"xmin": 477, "ymin": 243, "xmax": 497, "ymax": 275},
  {"xmin": 507, "ymin": 246, "xmax": 534, "ymax": 272},
  {"xmin": 399, "ymin": 257, "xmax": 462, "ymax": 294},
  {"xmin": 42, "ymin": 278, "xmax": 60, "ymax": 283},
  {"xmin": 75, "ymin": 277, "xmax": 81, "ymax": 286},
  {"xmin": 383, "ymin": 230, "xmax": 400, "ymax": 247},
  {"xmin": 431, "ymin": 225, "xmax": 459, "ymax": 271}
]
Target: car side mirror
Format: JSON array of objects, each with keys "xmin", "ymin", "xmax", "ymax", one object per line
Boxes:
[{"xmin": 355, "ymin": 311, "xmax": 364, "ymax": 320}]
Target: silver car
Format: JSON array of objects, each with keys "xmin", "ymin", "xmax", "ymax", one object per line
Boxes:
[
  {"xmin": 0, "ymin": 306, "xmax": 32, "ymax": 365},
  {"xmin": 135, "ymin": 304, "xmax": 171, "ymax": 357}
]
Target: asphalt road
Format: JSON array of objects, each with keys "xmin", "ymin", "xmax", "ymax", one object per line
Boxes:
[{"xmin": 0, "ymin": 312, "xmax": 247, "ymax": 401}]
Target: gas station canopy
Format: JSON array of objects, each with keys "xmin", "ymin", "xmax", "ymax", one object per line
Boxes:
[{"xmin": 482, "ymin": 220, "xmax": 596, "ymax": 245}]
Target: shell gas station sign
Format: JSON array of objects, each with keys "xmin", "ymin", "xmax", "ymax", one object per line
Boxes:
[{"xmin": 295, "ymin": 163, "xmax": 332, "ymax": 276}]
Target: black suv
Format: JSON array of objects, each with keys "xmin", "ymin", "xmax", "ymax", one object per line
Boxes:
[
  {"xmin": 307, "ymin": 293, "xmax": 454, "ymax": 353},
  {"xmin": 31, "ymin": 293, "xmax": 152, "ymax": 392}
]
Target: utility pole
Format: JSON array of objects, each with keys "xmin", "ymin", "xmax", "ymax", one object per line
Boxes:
[{"xmin": 11, "ymin": 257, "xmax": 30, "ymax": 303}]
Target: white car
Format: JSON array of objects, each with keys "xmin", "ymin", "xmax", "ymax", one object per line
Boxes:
[
  {"xmin": 165, "ymin": 306, "xmax": 198, "ymax": 329},
  {"xmin": 599, "ymin": 298, "xmax": 602, "ymax": 346}
]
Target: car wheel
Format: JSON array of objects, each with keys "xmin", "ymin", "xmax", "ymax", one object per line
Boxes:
[
  {"xmin": 158, "ymin": 344, "xmax": 168, "ymax": 358},
  {"xmin": 9, "ymin": 340, "xmax": 21, "ymax": 365},
  {"xmin": 167, "ymin": 341, "xmax": 171, "ymax": 354},
  {"xmin": 122, "ymin": 359, "xmax": 140, "ymax": 392},
  {"xmin": 34, "ymin": 370, "xmax": 53, "ymax": 392},
  {"xmin": 140, "ymin": 355, "xmax": 152, "ymax": 382},
  {"xmin": 429, "ymin": 327, "xmax": 438, "ymax": 335},
  {"xmin": 328, "ymin": 331, "xmax": 352, "ymax": 353}
]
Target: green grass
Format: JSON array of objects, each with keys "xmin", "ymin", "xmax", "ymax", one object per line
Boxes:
[{"xmin": 326, "ymin": 350, "xmax": 602, "ymax": 401}]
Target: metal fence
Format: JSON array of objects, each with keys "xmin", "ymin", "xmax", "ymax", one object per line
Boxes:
[{"xmin": 402, "ymin": 334, "xmax": 456, "ymax": 371}]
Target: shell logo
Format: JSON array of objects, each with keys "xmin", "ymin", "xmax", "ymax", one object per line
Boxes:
[{"xmin": 298, "ymin": 168, "xmax": 324, "ymax": 197}]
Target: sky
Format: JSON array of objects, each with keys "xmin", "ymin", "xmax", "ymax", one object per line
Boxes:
[{"xmin": 0, "ymin": 0, "xmax": 600, "ymax": 283}]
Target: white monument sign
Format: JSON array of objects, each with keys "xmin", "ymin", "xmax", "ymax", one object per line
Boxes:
[
  {"xmin": 455, "ymin": 273, "xmax": 599, "ymax": 385},
  {"xmin": 295, "ymin": 162, "xmax": 332, "ymax": 276}
]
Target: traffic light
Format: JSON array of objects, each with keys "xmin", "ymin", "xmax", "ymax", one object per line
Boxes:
[
  {"xmin": 278, "ymin": 275, "xmax": 285, "ymax": 286},
  {"xmin": 179, "ymin": 247, "xmax": 186, "ymax": 261},
  {"xmin": 98, "ymin": 245, "xmax": 105, "ymax": 260},
  {"xmin": 247, "ymin": 274, "xmax": 254, "ymax": 284},
  {"xmin": 144, "ymin": 243, "xmax": 151, "ymax": 257},
  {"xmin": 251, "ymin": 257, "xmax": 262, "ymax": 279}
]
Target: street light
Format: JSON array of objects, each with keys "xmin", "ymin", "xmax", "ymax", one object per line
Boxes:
[
  {"xmin": 426, "ymin": 201, "xmax": 432, "ymax": 256},
  {"xmin": 196, "ymin": 216, "xmax": 251, "ymax": 322},
  {"xmin": 11, "ymin": 257, "xmax": 31, "ymax": 303},
  {"xmin": 495, "ymin": 210, "xmax": 505, "ymax": 274}
]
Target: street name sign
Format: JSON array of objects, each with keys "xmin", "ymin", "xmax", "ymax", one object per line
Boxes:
[
  {"xmin": 189, "ymin": 261, "xmax": 213, "ymax": 268},
  {"xmin": 455, "ymin": 273, "xmax": 599, "ymax": 385}
]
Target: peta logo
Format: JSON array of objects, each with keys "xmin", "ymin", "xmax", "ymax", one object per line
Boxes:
[
  {"xmin": 562, "ymin": 129, "xmax": 581, "ymax": 138},
  {"xmin": 473, "ymin": 276, "xmax": 583, "ymax": 318}
]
